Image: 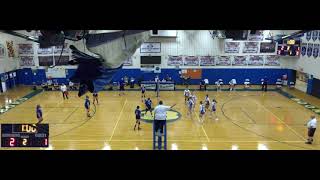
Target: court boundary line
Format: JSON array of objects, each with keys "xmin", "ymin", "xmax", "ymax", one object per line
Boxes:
[
  {"xmin": 194, "ymin": 111, "xmax": 210, "ymax": 142},
  {"xmin": 108, "ymin": 98, "xmax": 127, "ymax": 142},
  {"xmin": 252, "ymin": 96, "xmax": 306, "ymax": 141}
]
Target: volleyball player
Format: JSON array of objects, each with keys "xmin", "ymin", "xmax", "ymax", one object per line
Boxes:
[
  {"xmin": 184, "ymin": 88, "xmax": 191, "ymax": 103},
  {"xmin": 119, "ymin": 78, "xmax": 125, "ymax": 96},
  {"xmin": 36, "ymin": 104, "xmax": 43, "ymax": 124},
  {"xmin": 210, "ymin": 99, "xmax": 218, "ymax": 120},
  {"xmin": 60, "ymin": 83, "xmax": 69, "ymax": 100},
  {"xmin": 199, "ymin": 101, "xmax": 205, "ymax": 123},
  {"xmin": 191, "ymin": 92, "xmax": 197, "ymax": 111},
  {"xmin": 93, "ymin": 92, "xmax": 99, "ymax": 105},
  {"xmin": 145, "ymin": 97, "xmax": 153, "ymax": 116},
  {"xmin": 205, "ymin": 94, "xmax": 210, "ymax": 111},
  {"xmin": 85, "ymin": 95, "xmax": 91, "ymax": 117},
  {"xmin": 134, "ymin": 106, "xmax": 142, "ymax": 131},
  {"xmin": 187, "ymin": 97, "xmax": 194, "ymax": 117},
  {"xmin": 141, "ymin": 85, "xmax": 146, "ymax": 102}
]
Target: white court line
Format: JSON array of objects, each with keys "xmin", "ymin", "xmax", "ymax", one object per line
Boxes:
[
  {"xmin": 108, "ymin": 99, "xmax": 127, "ymax": 142},
  {"xmin": 194, "ymin": 111, "xmax": 210, "ymax": 142},
  {"xmin": 253, "ymin": 99, "xmax": 306, "ymax": 141},
  {"xmin": 50, "ymin": 139, "xmax": 305, "ymax": 143}
]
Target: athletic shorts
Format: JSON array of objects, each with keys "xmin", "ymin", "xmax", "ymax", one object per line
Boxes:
[
  {"xmin": 120, "ymin": 86, "xmax": 124, "ymax": 91},
  {"xmin": 136, "ymin": 116, "xmax": 141, "ymax": 120},
  {"xmin": 212, "ymin": 108, "xmax": 216, "ymax": 112},
  {"xmin": 308, "ymin": 128, "xmax": 316, "ymax": 137},
  {"xmin": 200, "ymin": 111, "xmax": 205, "ymax": 115}
]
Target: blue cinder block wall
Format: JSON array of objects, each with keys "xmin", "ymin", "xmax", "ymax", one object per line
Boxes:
[{"xmin": 14, "ymin": 68, "xmax": 294, "ymax": 85}]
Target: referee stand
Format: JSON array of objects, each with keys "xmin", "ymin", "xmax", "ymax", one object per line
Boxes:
[{"xmin": 153, "ymin": 120, "xmax": 167, "ymax": 150}]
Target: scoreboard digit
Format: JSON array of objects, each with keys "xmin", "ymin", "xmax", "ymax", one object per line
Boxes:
[{"xmin": 1, "ymin": 124, "xmax": 49, "ymax": 148}]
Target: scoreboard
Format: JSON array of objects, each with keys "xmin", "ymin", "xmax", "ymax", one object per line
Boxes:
[{"xmin": 1, "ymin": 124, "xmax": 49, "ymax": 147}]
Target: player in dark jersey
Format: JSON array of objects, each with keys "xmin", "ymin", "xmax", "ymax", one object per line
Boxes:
[
  {"xmin": 141, "ymin": 85, "xmax": 146, "ymax": 102},
  {"xmin": 84, "ymin": 96, "xmax": 91, "ymax": 117},
  {"xmin": 36, "ymin": 104, "xmax": 43, "ymax": 124},
  {"xmin": 93, "ymin": 92, "xmax": 99, "ymax": 105},
  {"xmin": 134, "ymin": 106, "xmax": 142, "ymax": 131},
  {"xmin": 145, "ymin": 98, "xmax": 153, "ymax": 116},
  {"xmin": 119, "ymin": 78, "xmax": 125, "ymax": 96}
]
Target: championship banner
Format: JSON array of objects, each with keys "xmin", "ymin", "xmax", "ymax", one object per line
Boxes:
[
  {"xmin": 216, "ymin": 56, "xmax": 231, "ymax": 66},
  {"xmin": 123, "ymin": 57, "xmax": 133, "ymax": 66},
  {"xmin": 224, "ymin": 41, "xmax": 240, "ymax": 53},
  {"xmin": 18, "ymin": 44, "xmax": 34, "ymax": 55},
  {"xmin": 232, "ymin": 56, "xmax": 247, "ymax": 66},
  {"xmin": 307, "ymin": 43, "xmax": 313, "ymax": 57},
  {"xmin": 167, "ymin": 55, "xmax": 183, "ymax": 66},
  {"xmin": 248, "ymin": 55, "xmax": 264, "ymax": 66},
  {"xmin": 140, "ymin": 42, "xmax": 161, "ymax": 53},
  {"xmin": 242, "ymin": 42, "xmax": 259, "ymax": 53},
  {"xmin": 38, "ymin": 45, "xmax": 53, "ymax": 55},
  {"xmin": 54, "ymin": 43, "xmax": 69, "ymax": 54},
  {"xmin": 312, "ymin": 31, "xmax": 319, "ymax": 41},
  {"xmin": 265, "ymin": 55, "xmax": 280, "ymax": 66},
  {"xmin": 306, "ymin": 31, "xmax": 312, "ymax": 41},
  {"xmin": 301, "ymin": 43, "xmax": 307, "ymax": 56},
  {"xmin": 184, "ymin": 56, "xmax": 199, "ymax": 66},
  {"xmin": 0, "ymin": 44, "xmax": 5, "ymax": 57},
  {"xmin": 38, "ymin": 56, "xmax": 54, "ymax": 66},
  {"xmin": 199, "ymin": 56, "xmax": 215, "ymax": 66},
  {"xmin": 313, "ymin": 44, "xmax": 319, "ymax": 58},
  {"xmin": 20, "ymin": 56, "xmax": 35, "ymax": 66},
  {"xmin": 54, "ymin": 56, "xmax": 70, "ymax": 66}
]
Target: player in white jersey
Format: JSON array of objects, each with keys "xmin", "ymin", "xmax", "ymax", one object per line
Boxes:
[
  {"xmin": 199, "ymin": 101, "xmax": 206, "ymax": 123},
  {"xmin": 184, "ymin": 89, "xmax": 191, "ymax": 103},
  {"xmin": 191, "ymin": 92, "xmax": 197, "ymax": 110},
  {"xmin": 204, "ymin": 95, "xmax": 210, "ymax": 110},
  {"xmin": 187, "ymin": 97, "xmax": 194, "ymax": 117},
  {"xmin": 210, "ymin": 99, "xmax": 218, "ymax": 120}
]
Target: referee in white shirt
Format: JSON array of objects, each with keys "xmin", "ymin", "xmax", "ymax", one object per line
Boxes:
[
  {"xmin": 306, "ymin": 115, "xmax": 317, "ymax": 144},
  {"xmin": 154, "ymin": 100, "xmax": 176, "ymax": 136}
]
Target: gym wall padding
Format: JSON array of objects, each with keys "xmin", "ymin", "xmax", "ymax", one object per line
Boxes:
[
  {"xmin": 16, "ymin": 68, "xmax": 294, "ymax": 86},
  {"xmin": 311, "ymin": 78, "xmax": 320, "ymax": 98}
]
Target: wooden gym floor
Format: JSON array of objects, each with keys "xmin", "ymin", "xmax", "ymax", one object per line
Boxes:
[{"xmin": 0, "ymin": 85, "xmax": 319, "ymax": 150}]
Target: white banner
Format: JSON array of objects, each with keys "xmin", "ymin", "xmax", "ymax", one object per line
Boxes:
[
  {"xmin": 265, "ymin": 55, "xmax": 280, "ymax": 66},
  {"xmin": 167, "ymin": 55, "xmax": 183, "ymax": 66},
  {"xmin": 18, "ymin": 44, "xmax": 34, "ymax": 55},
  {"xmin": 232, "ymin": 56, "xmax": 247, "ymax": 66},
  {"xmin": 20, "ymin": 56, "xmax": 35, "ymax": 66},
  {"xmin": 199, "ymin": 56, "xmax": 215, "ymax": 66},
  {"xmin": 140, "ymin": 42, "xmax": 161, "ymax": 53},
  {"xmin": 216, "ymin": 56, "xmax": 231, "ymax": 66},
  {"xmin": 184, "ymin": 56, "xmax": 199, "ymax": 66},
  {"xmin": 248, "ymin": 55, "xmax": 264, "ymax": 66},
  {"xmin": 38, "ymin": 45, "xmax": 53, "ymax": 55},
  {"xmin": 243, "ymin": 42, "xmax": 259, "ymax": 53},
  {"xmin": 54, "ymin": 43, "xmax": 69, "ymax": 54},
  {"xmin": 46, "ymin": 67, "xmax": 66, "ymax": 78},
  {"xmin": 225, "ymin": 42, "xmax": 240, "ymax": 53}
]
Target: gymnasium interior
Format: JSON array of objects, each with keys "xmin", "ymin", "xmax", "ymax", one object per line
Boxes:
[{"xmin": 0, "ymin": 30, "xmax": 319, "ymax": 150}]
